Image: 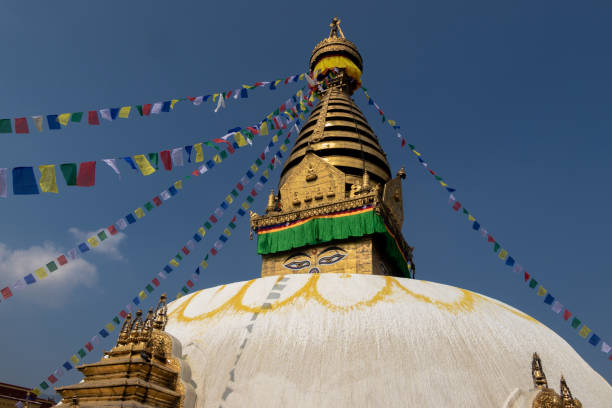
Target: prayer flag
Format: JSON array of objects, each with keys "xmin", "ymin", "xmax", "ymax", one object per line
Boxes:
[
  {"xmin": 168, "ymin": 186, "xmax": 178, "ymax": 196},
  {"xmin": 116, "ymin": 218, "xmax": 128, "ymax": 230},
  {"xmin": 198, "ymin": 227, "xmax": 206, "ymax": 236},
  {"xmin": 452, "ymin": 201, "xmax": 461, "ymax": 211},
  {"xmin": 528, "ymin": 278, "xmax": 538, "ymax": 289},
  {"xmin": 12, "ymin": 167, "xmax": 39, "ymax": 195},
  {"xmin": 85, "ymin": 342, "xmax": 94, "ymax": 352},
  {"xmin": 32, "ymin": 115, "xmax": 43, "ymax": 131},
  {"xmin": 185, "ymin": 145, "xmax": 193, "ymax": 162},
  {"xmin": 194, "ymin": 143, "xmax": 204, "ymax": 162},
  {"xmin": 579, "ymin": 325, "xmax": 591, "ymax": 338},
  {"xmin": 77, "ymin": 348, "xmax": 86, "ymax": 358},
  {"xmin": 544, "ymin": 294, "xmax": 554, "ymax": 305},
  {"xmin": 524, "ymin": 271, "xmax": 530, "ymax": 282},
  {"xmin": 99, "ymin": 109, "xmax": 112, "ymax": 121},
  {"xmin": 537, "ymin": 286, "xmax": 547, "ymax": 296},
  {"xmin": 102, "ymin": 159, "xmax": 121, "ymax": 179},
  {"xmin": 47, "ymin": 115, "xmax": 61, "ymax": 130},
  {"xmin": 57, "ymin": 254, "xmax": 68, "ymax": 265},
  {"xmin": 88, "ymin": 110, "xmax": 100, "ymax": 125},
  {"xmin": 589, "ymin": 333, "xmax": 600, "ymax": 346},
  {"xmin": 71, "ymin": 112, "xmax": 83, "ymax": 122},
  {"xmin": 105, "ymin": 322, "xmax": 115, "ymax": 332},
  {"xmin": 110, "ymin": 108, "xmax": 119, "ymax": 120},
  {"xmin": 87, "ymin": 236, "xmax": 99, "ymax": 248},
  {"xmin": 126, "ymin": 213, "xmax": 136, "ymax": 224},
  {"xmin": 213, "ymin": 154, "xmax": 222, "ymax": 163},
  {"xmin": 24, "ymin": 274, "xmax": 36, "ymax": 285},
  {"xmin": 67, "ymin": 248, "xmax": 78, "ymax": 259},
  {"xmin": 14, "ymin": 117, "xmax": 29, "ymax": 133},
  {"xmin": 160, "ymin": 150, "xmax": 172, "ymax": 170},
  {"xmin": 174, "ymin": 180, "xmax": 182, "ymax": 190},
  {"xmin": 60, "ymin": 163, "xmax": 77, "ymax": 186},
  {"xmin": 153, "ymin": 196, "xmax": 162, "ymax": 206},
  {"xmin": 498, "ymin": 249, "xmax": 508, "ymax": 260},
  {"xmin": 119, "ymin": 106, "xmax": 131, "ymax": 118},
  {"xmin": 552, "ymin": 300, "xmax": 563, "ymax": 313},
  {"xmin": 151, "ymin": 102, "xmax": 163, "ymax": 114},
  {"xmin": 0, "ymin": 118, "xmax": 12, "ymax": 133},
  {"xmin": 134, "ymin": 208, "xmax": 145, "ymax": 218},
  {"xmin": 35, "ymin": 267, "xmax": 48, "ymax": 279},
  {"xmin": 0, "ymin": 168, "xmax": 7, "ymax": 198},
  {"xmin": 472, "ymin": 221, "xmax": 480, "ymax": 230},
  {"xmin": 493, "ymin": 242, "xmax": 500, "ymax": 253},
  {"xmin": 76, "ymin": 161, "xmax": 96, "ymax": 186},
  {"xmin": 139, "ymin": 290, "xmax": 147, "ymax": 300},
  {"xmin": 46, "ymin": 261, "xmax": 58, "ymax": 272},
  {"xmin": 161, "ymin": 190, "xmax": 171, "ymax": 200},
  {"xmin": 563, "ymin": 309, "xmax": 572, "ymax": 322},
  {"xmin": 58, "ymin": 113, "xmax": 71, "ymax": 126},
  {"xmin": 123, "ymin": 157, "xmax": 137, "ymax": 170},
  {"xmin": 152, "ymin": 277, "xmax": 160, "ymax": 287},
  {"xmin": 133, "ymin": 155, "xmax": 156, "ymax": 176},
  {"xmin": 169, "ymin": 259, "xmax": 179, "ymax": 267},
  {"xmin": 148, "ymin": 152, "xmax": 159, "ymax": 169},
  {"xmin": 505, "ymin": 256, "xmax": 515, "ymax": 267},
  {"xmin": 571, "ymin": 317, "xmax": 581, "ymax": 329},
  {"xmin": 602, "ymin": 342, "xmax": 611, "ymax": 353},
  {"xmin": 172, "ymin": 148, "xmax": 184, "ymax": 167},
  {"xmin": 161, "ymin": 101, "xmax": 171, "ymax": 112},
  {"xmin": 38, "ymin": 165, "xmax": 58, "ymax": 193},
  {"xmin": 1, "ymin": 286, "xmax": 12, "ymax": 299},
  {"xmin": 144, "ymin": 202, "xmax": 154, "ymax": 212},
  {"xmin": 99, "ymin": 329, "xmax": 109, "ymax": 338}
]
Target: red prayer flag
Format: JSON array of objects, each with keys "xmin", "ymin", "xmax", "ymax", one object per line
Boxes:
[
  {"xmin": 1, "ymin": 286, "xmax": 12, "ymax": 299},
  {"xmin": 192, "ymin": 169, "xmax": 199, "ymax": 176},
  {"xmin": 213, "ymin": 138, "xmax": 232, "ymax": 148},
  {"xmin": 247, "ymin": 126, "xmax": 259, "ymax": 135},
  {"xmin": 564, "ymin": 309, "xmax": 572, "ymax": 321},
  {"xmin": 487, "ymin": 235, "xmax": 495, "ymax": 243},
  {"xmin": 14, "ymin": 117, "xmax": 29, "ymax": 134},
  {"xmin": 260, "ymin": 153, "xmax": 265, "ymax": 160},
  {"xmin": 108, "ymin": 225, "xmax": 118, "ymax": 235},
  {"xmin": 182, "ymin": 246, "xmax": 190, "ymax": 255},
  {"xmin": 47, "ymin": 375, "xmax": 58, "ymax": 384},
  {"xmin": 209, "ymin": 215, "xmax": 217, "ymax": 224},
  {"xmin": 57, "ymin": 255, "xmax": 68, "ymax": 266},
  {"xmin": 76, "ymin": 161, "xmax": 96, "ymax": 187},
  {"xmin": 609, "ymin": 354, "xmax": 612, "ymax": 361},
  {"xmin": 186, "ymin": 280, "xmax": 194, "ymax": 288},
  {"xmin": 119, "ymin": 310, "xmax": 127, "ymax": 319},
  {"xmin": 225, "ymin": 90, "xmax": 233, "ymax": 99},
  {"xmin": 280, "ymin": 103, "xmax": 286, "ymax": 111},
  {"xmin": 88, "ymin": 110, "xmax": 100, "ymax": 125},
  {"xmin": 210, "ymin": 248, "xmax": 218, "ymax": 256},
  {"xmin": 186, "ymin": 96, "xmax": 195, "ymax": 102},
  {"xmin": 401, "ymin": 138, "xmax": 406, "ymax": 147},
  {"xmin": 250, "ymin": 189, "xmax": 257, "ymax": 197},
  {"xmin": 84, "ymin": 342, "xmax": 93, "ymax": 352},
  {"xmin": 142, "ymin": 104, "xmax": 152, "ymax": 116},
  {"xmin": 152, "ymin": 278, "xmax": 160, "ymax": 287},
  {"xmin": 160, "ymin": 150, "xmax": 172, "ymax": 171},
  {"xmin": 452, "ymin": 201, "xmax": 461, "ymax": 211},
  {"xmin": 524, "ymin": 271, "xmax": 530, "ymax": 282},
  {"xmin": 153, "ymin": 196, "xmax": 162, "ymax": 207}
]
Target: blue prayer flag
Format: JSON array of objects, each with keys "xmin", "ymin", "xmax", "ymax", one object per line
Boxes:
[
  {"xmin": 168, "ymin": 186, "xmax": 178, "ymax": 196},
  {"xmin": 98, "ymin": 329, "xmax": 109, "ymax": 338},
  {"xmin": 505, "ymin": 256, "xmax": 515, "ymax": 267},
  {"xmin": 277, "ymin": 151, "xmax": 283, "ymax": 158},
  {"xmin": 12, "ymin": 167, "xmax": 39, "ymax": 195},
  {"xmin": 123, "ymin": 157, "xmax": 137, "ymax": 170},
  {"xmin": 472, "ymin": 221, "xmax": 480, "ymax": 231},
  {"xmin": 203, "ymin": 95, "xmax": 211, "ymax": 101},
  {"xmin": 63, "ymin": 362, "xmax": 73, "ymax": 371},
  {"xmin": 193, "ymin": 233, "xmax": 202, "ymax": 242},
  {"xmin": 368, "ymin": 98, "xmax": 373, "ymax": 105},
  {"xmin": 184, "ymin": 145, "xmax": 193, "ymax": 162},
  {"xmin": 78, "ymin": 243, "xmax": 90, "ymax": 253},
  {"xmin": 24, "ymin": 274, "xmax": 36, "ymax": 284},
  {"xmin": 47, "ymin": 114, "xmax": 61, "ymax": 130},
  {"xmin": 260, "ymin": 176, "xmax": 268, "ymax": 183},
  {"xmin": 232, "ymin": 142, "xmax": 239, "ymax": 149},
  {"xmin": 246, "ymin": 170, "xmax": 254, "ymax": 179},
  {"xmin": 240, "ymin": 88, "xmax": 248, "ymax": 98},
  {"xmin": 227, "ymin": 127, "xmax": 242, "ymax": 133},
  {"xmin": 270, "ymin": 82, "xmax": 276, "ymax": 90},
  {"xmin": 162, "ymin": 101, "xmax": 171, "ymax": 112},
  {"xmin": 163, "ymin": 265, "xmax": 172, "ymax": 273},
  {"xmin": 543, "ymin": 294, "xmax": 555, "ymax": 305},
  {"xmin": 195, "ymin": 267, "xmax": 200, "ymax": 275},
  {"xmin": 206, "ymin": 160, "xmax": 215, "ymax": 169},
  {"xmin": 110, "ymin": 108, "xmax": 119, "ymax": 120},
  {"xmin": 589, "ymin": 334, "xmax": 601, "ymax": 346},
  {"xmin": 133, "ymin": 297, "xmax": 140, "ymax": 305},
  {"xmin": 125, "ymin": 214, "xmax": 136, "ymax": 224},
  {"xmin": 447, "ymin": 188, "xmax": 456, "ymax": 193},
  {"xmin": 220, "ymin": 201, "xmax": 228, "ymax": 210},
  {"xmin": 219, "ymin": 235, "xmax": 228, "ymax": 243},
  {"xmin": 238, "ymin": 208, "xmax": 246, "ymax": 216}
]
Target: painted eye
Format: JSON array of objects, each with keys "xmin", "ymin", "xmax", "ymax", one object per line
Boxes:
[
  {"xmin": 284, "ymin": 260, "xmax": 311, "ymax": 270},
  {"xmin": 318, "ymin": 253, "xmax": 346, "ymax": 265}
]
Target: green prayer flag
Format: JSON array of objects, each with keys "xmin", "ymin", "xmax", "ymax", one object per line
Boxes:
[
  {"xmin": 231, "ymin": 189, "xmax": 239, "ymax": 197},
  {"xmin": 255, "ymin": 158, "xmax": 263, "ymax": 166},
  {"xmin": 184, "ymin": 175, "xmax": 191, "ymax": 180},
  {"xmin": 0, "ymin": 119, "xmax": 12, "ymax": 133},
  {"xmin": 382, "ymin": 115, "xmax": 386, "ymax": 122},
  {"xmin": 77, "ymin": 348, "xmax": 86, "ymax": 358},
  {"xmin": 60, "ymin": 163, "xmax": 78, "ymax": 186},
  {"xmin": 46, "ymin": 261, "xmax": 58, "ymax": 272},
  {"xmin": 146, "ymin": 284, "xmax": 154, "ymax": 293},
  {"xmin": 39, "ymin": 381, "xmax": 49, "ymax": 390},
  {"xmin": 529, "ymin": 279, "xmax": 538, "ymax": 288},
  {"xmin": 434, "ymin": 176, "xmax": 443, "ymax": 181},
  {"xmin": 97, "ymin": 230, "xmax": 107, "ymax": 241},
  {"xmin": 220, "ymin": 150, "xmax": 228, "ymax": 159},
  {"xmin": 148, "ymin": 153, "xmax": 159, "ymax": 169},
  {"xmin": 112, "ymin": 316, "xmax": 120, "ymax": 325},
  {"xmin": 136, "ymin": 105, "xmax": 143, "ymax": 116},
  {"xmin": 493, "ymin": 242, "xmax": 500, "ymax": 253},
  {"xmin": 268, "ymin": 163, "xmax": 274, "ymax": 170},
  {"xmin": 229, "ymin": 222, "xmax": 236, "ymax": 229},
  {"xmin": 204, "ymin": 254, "xmax": 209, "ymax": 261},
  {"xmin": 571, "ymin": 317, "xmax": 581, "ymax": 329},
  {"xmin": 361, "ymin": 86, "xmax": 368, "ymax": 91},
  {"xmin": 204, "ymin": 222, "xmax": 212, "ymax": 230},
  {"xmin": 144, "ymin": 202, "xmax": 154, "ymax": 211},
  {"xmin": 273, "ymin": 108, "xmax": 280, "ymax": 116},
  {"xmin": 246, "ymin": 196, "xmax": 254, "ymax": 203},
  {"xmin": 408, "ymin": 144, "xmax": 415, "ymax": 150},
  {"xmin": 175, "ymin": 253, "xmax": 183, "ymax": 261},
  {"xmin": 70, "ymin": 112, "xmax": 83, "ymax": 122},
  {"xmin": 182, "ymin": 286, "xmax": 189, "ymax": 294},
  {"xmin": 462, "ymin": 208, "xmax": 468, "ymax": 215}
]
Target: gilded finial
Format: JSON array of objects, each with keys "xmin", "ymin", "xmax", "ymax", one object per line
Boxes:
[
  {"xmin": 329, "ymin": 17, "xmax": 345, "ymax": 39},
  {"xmin": 560, "ymin": 376, "xmax": 582, "ymax": 408},
  {"xmin": 153, "ymin": 294, "xmax": 168, "ymax": 330},
  {"xmin": 532, "ymin": 352, "xmax": 548, "ymax": 389},
  {"xmin": 397, "ymin": 167, "xmax": 406, "ymax": 180},
  {"xmin": 266, "ymin": 189, "xmax": 276, "ymax": 213},
  {"xmin": 116, "ymin": 313, "xmax": 132, "ymax": 346},
  {"xmin": 362, "ymin": 170, "xmax": 370, "ymax": 190},
  {"xmin": 129, "ymin": 310, "xmax": 144, "ymax": 343}
]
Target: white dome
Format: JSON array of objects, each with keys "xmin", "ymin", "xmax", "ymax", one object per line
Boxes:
[{"xmin": 165, "ymin": 274, "xmax": 612, "ymax": 407}]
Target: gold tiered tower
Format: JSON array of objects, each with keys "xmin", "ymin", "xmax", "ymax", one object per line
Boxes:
[{"xmin": 250, "ymin": 17, "xmax": 414, "ymax": 278}]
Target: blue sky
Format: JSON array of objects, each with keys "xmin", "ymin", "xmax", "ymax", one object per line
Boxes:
[{"xmin": 0, "ymin": 0, "xmax": 611, "ymax": 397}]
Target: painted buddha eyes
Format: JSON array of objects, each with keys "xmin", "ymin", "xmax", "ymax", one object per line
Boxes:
[{"xmin": 283, "ymin": 247, "xmax": 347, "ymax": 271}]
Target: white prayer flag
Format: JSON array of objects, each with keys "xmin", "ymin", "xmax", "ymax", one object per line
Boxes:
[
  {"xmin": 293, "ymin": 123, "xmax": 300, "ymax": 135},
  {"xmin": 102, "ymin": 159, "xmax": 121, "ymax": 179},
  {"xmin": 161, "ymin": 190, "xmax": 171, "ymax": 201},
  {"xmin": 187, "ymin": 239, "xmax": 196, "ymax": 250},
  {"xmin": 91, "ymin": 334, "xmax": 101, "ymax": 346},
  {"xmin": 67, "ymin": 248, "xmax": 78, "ymax": 260},
  {"xmin": 0, "ymin": 168, "xmax": 7, "ymax": 198},
  {"xmin": 480, "ymin": 229, "xmax": 488, "ymax": 238},
  {"xmin": 151, "ymin": 102, "xmax": 163, "ymax": 114},
  {"xmin": 214, "ymin": 208, "xmax": 224, "ymax": 218},
  {"xmin": 99, "ymin": 109, "xmax": 112, "ymax": 121},
  {"xmin": 54, "ymin": 367, "xmax": 65, "ymax": 378},
  {"xmin": 126, "ymin": 303, "xmax": 135, "ymax": 313},
  {"xmin": 233, "ymin": 89, "xmax": 240, "ymax": 99},
  {"xmin": 171, "ymin": 148, "xmax": 184, "ymax": 167},
  {"xmin": 214, "ymin": 94, "xmax": 225, "ymax": 113},
  {"xmin": 601, "ymin": 342, "xmax": 611, "ymax": 354},
  {"xmin": 240, "ymin": 175, "xmax": 249, "ymax": 186},
  {"xmin": 198, "ymin": 165, "xmax": 208, "ymax": 174},
  {"xmin": 214, "ymin": 240, "xmax": 223, "ymax": 250},
  {"xmin": 448, "ymin": 194, "xmax": 456, "ymax": 203},
  {"xmin": 512, "ymin": 264, "xmax": 522, "ymax": 274},
  {"xmin": 254, "ymin": 182, "xmax": 264, "ymax": 191},
  {"xmin": 13, "ymin": 280, "xmax": 26, "ymax": 291},
  {"xmin": 116, "ymin": 218, "xmax": 128, "ymax": 230},
  {"xmin": 31, "ymin": 115, "xmax": 43, "ymax": 132},
  {"xmin": 192, "ymin": 96, "xmax": 204, "ymax": 106},
  {"xmin": 551, "ymin": 300, "xmax": 563, "ymax": 314},
  {"xmin": 305, "ymin": 73, "xmax": 316, "ymax": 86},
  {"xmin": 192, "ymin": 273, "xmax": 199, "ymax": 282},
  {"xmin": 158, "ymin": 271, "xmax": 167, "ymax": 280}
]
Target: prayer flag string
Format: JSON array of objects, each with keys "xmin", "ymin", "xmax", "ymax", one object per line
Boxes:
[{"xmin": 359, "ymin": 85, "xmax": 611, "ymax": 362}]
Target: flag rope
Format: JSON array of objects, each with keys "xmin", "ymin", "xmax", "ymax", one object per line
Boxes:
[{"xmin": 359, "ymin": 85, "xmax": 612, "ymax": 362}]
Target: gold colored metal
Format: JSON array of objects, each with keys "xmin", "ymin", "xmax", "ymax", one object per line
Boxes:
[
  {"xmin": 532, "ymin": 352, "xmax": 549, "ymax": 390},
  {"xmin": 533, "ymin": 389, "xmax": 563, "ymax": 408},
  {"xmin": 560, "ymin": 376, "xmax": 582, "ymax": 408},
  {"xmin": 528, "ymin": 353, "xmax": 582, "ymax": 408},
  {"xmin": 310, "ymin": 18, "xmax": 363, "ymax": 77}
]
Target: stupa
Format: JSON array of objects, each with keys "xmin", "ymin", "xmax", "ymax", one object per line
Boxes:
[{"xmin": 55, "ymin": 17, "xmax": 612, "ymax": 407}]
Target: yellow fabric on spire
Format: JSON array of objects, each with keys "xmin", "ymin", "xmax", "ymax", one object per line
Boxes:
[
  {"xmin": 313, "ymin": 55, "xmax": 362, "ymax": 87},
  {"xmin": 133, "ymin": 155, "xmax": 156, "ymax": 176},
  {"xmin": 468, "ymin": 215, "xmax": 476, "ymax": 222},
  {"xmin": 242, "ymin": 202, "xmax": 250, "ymax": 210},
  {"xmin": 58, "ymin": 113, "xmax": 71, "ymax": 126},
  {"xmin": 138, "ymin": 290, "xmax": 147, "ymax": 300},
  {"xmin": 200, "ymin": 260, "xmax": 208, "ymax": 269},
  {"xmin": 225, "ymin": 195, "xmax": 233, "ymax": 204},
  {"xmin": 38, "ymin": 165, "xmax": 58, "ymax": 193},
  {"xmin": 212, "ymin": 94, "xmax": 219, "ymax": 102},
  {"xmin": 70, "ymin": 355, "xmax": 80, "ymax": 365},
  {"xmin": 105, "ymin": 323, "xmax": 115, "ymax": 332},
  {"xmin": 119, "ymin": 106, "xmax": 131, "ymax": 118},
  {"xmin": 250, "ymin": 164, "xmax": 258, "ymax": 172},
  {"xmin": 194, "ymin": 143, "xmax": 204, "ymax": 162},
  {"xmin": 224, "ymin": 228, "xmax": 231, "ymax": 237}
]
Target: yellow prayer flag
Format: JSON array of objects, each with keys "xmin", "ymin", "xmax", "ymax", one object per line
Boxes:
[
  {"xmin": 174, "ymin": 180, "xmax": 183, "ymax": 190},
  {"xmin": 134, "ymin": 208, "xmax": 145, "ymax": 219},
  {"xmin": 412, "ymin": 150, "xmax": 421, "ymax": 156},
  {"xmin": 194, "ymin": 143, "xmax": 204, "ymax": 162},
  {"xmin": 440, "ymin": 181, "xmax": 447, "ymax": 187},
  {"xmin": 250, "ymin": 164, "xmax": 258, "ymax": 172},
  {"xmin": 212, "ymin": 94, "xmax": 219, "ymax": 102},
  {"xmin": 105, "ymin": 323, "xmax": 115, "ymax": 332},
  {"xmin": 119, "ymin": 106, "xmax": 131, "ymax": 118},
  {"xmin": 263, "ymin": 169, "xmax": 269, "ymax": 178},
  {"xmin": 280, "ymin": 144, "xmax": 287, "ymax": 152},
  {"xmin": 468, "ymin": 215, "xmax": 475, "ymax": 222},
  {"xmin": 176, "ymin": 292, "xmax": 183, "ymax": 299},
  {"xmin": 35, "ymin": 267, "xmax": 48, "ymax": 279},
  {"xmin": 242, "ymin": 202, "xmax": 250, "ymax": 210},
  {"xmin": 225, "ymin": 195, "xmax": 233, "ymax": 204},
  {"xmin": 299, "ymin": 73, "xmax": 305, "ymax": 80},
  {"xmin": 388, "ymin": 120, "xmax": 396, "ymax": 126},
  {"xmin": 70, "ymin": 355, "xmax": 80, "ymax": 364},
  {"xmin": 224, "ymin": 228, "xmax": 231, "ymax": 237},
  {"xmin": 139, "ymin": 290, "xmax": 147, "ymax": 300},
  {"xmin": 170, "ymin": 99, "xmax": 180, "ymax": 109},
  {"xmin": 38, "ymin": 165, "xmax": 58, "ymax": 193},
  {"xmin": 579, "ymin": 325, "xmax": 591, "ymax": 338},
  {"xmin": 272, "ymin": 134, "xmax": 278, "ymax": 143},
  {"xmin": 133, "ymin": 155, "xmax": 156, "ymax": 176},
  {"xmin": 200, "ymin": 260, "xmax": 208, "ymax": 269},
  {"xmin": 31, "ymin": 388, "xmax": 41, "ymax": 396},
  {"xmin": 274, "ymin": 79, "xmax": 282, "ymax": 86},
  {"xmin": 299, "ymin": 113, "xmax": 306, "ymax": 121},
  {"xmin": 58, "ymin": 113, "xmax": 71, "ymax": 126},
  {"xmin": 537, "ymin": 286, "xmax": 547, "ymax": 297},
  {"xmin": 234, "ymin": 132, "xmax": 248, "ymax": 147},
  {"xmin": 198, "ymin": 227, "xmax": 206, "ymax": 237},
  {"xmin": 213, "ymin": 155, "xmax": 221, "ymax": 164},
  {"xmin": 169, "ymin": 259, "xmax": 179, "ymax": 267},
  {"xmin": 498, "ymin": 249, "xmax": 508, "ymax": 260},
  {"xmin": 260, "ymin": 122, "xmax": 269, "ymax": 136},
  {"xmin": 87, "ymin": 236, "xmax": 100, "ymax": 248}
]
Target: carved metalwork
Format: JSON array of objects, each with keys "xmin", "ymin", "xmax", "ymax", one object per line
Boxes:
[{"xmin": 529, "ymin": 353, "xmax": 582, "ymax": 408}]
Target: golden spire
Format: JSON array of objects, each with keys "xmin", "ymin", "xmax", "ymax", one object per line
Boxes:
[
  {"xmin": 153, "ymin": 293, "xmax": 168, "ymax": 330},
  {"xmin": 560, "ymin": 376, "xmax": 582, "ymax": 408},
  {"xmin": 116, "ymin": 312, "xmax": 132, "ymax": 346},
  {"xmin": 532, "ymin": 352, "xmax": 548, "ymax": 389},
  {"xmin": 329, "ymin": 16, "xmax": 345, "ymax": 38}
]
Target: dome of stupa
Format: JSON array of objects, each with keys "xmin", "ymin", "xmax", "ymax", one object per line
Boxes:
[{"xmin": 165, "ymin": 274, "xmax": 612, "ymax": 408}]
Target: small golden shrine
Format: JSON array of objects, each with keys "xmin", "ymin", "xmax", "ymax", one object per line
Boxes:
[
  {"xmin": 54, "ymin": 295, "xmax": 195, "ymax": 407},
  {"xmin": 530, "ymin": 353, "xmax": 582, "ymax": 408},
  {"xmin": 250, "ymin": 17, "xmax": 414, "ymax": 279}
]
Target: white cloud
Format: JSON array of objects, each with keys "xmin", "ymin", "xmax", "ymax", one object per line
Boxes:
[{"xmin": 68, "ymin": 227, "xmax": 127, "ymax": 261}]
